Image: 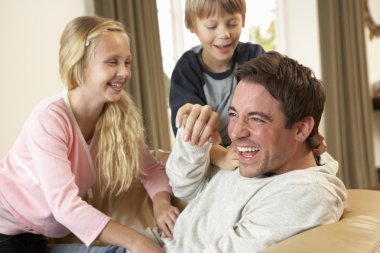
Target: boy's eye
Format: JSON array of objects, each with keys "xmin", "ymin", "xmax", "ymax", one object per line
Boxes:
[{"xmin": 206, "ymin": 25, "xmax": 217, "ymax": 29}]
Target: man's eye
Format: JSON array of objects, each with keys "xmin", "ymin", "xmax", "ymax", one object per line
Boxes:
[
  {"xmin": 228, "ymin": 112, "xmax": 237, "ymax": 118},
  {"xmin": 251, "ymin": 116, "xmax": 265, "ymax": 123}
]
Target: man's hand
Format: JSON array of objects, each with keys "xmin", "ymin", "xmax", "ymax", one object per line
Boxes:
[{"xmin": 176, "ymin": 103, "xmax": 221, "ymax": 146}]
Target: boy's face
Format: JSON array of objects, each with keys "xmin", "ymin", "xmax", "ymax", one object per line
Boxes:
[{"xmin": 192, "ymin": 9, "xmax": 243, "ymax": 72}]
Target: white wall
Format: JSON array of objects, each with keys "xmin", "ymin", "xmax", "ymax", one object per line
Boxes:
[
  {"xmin": 365, "ymin": 0, "xmax": 380, "ymax": 168},
  {"xmin": 276, "ymin": 0, "xmax": 321, "ymax": 79},
  {"xmin": 0, "ymin": 0, "xmax": 94, "ymax": 157}
]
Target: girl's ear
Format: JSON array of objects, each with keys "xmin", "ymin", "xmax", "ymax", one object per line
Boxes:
[{"xmin": 294, "ymin": 116, "xmax": 315, "ymax": 142}]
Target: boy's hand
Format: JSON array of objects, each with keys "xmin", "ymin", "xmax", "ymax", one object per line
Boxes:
[
  {"xmin": 176, "ymin": 103, "xmax": 221, "ymax": 146},
  {"xmin": 312, "ymin": 132, "xmax": 327, "ymax": 156},
  {"xmin": 224, "ymin": 145, "xmax": 239, "ymax": 170}
]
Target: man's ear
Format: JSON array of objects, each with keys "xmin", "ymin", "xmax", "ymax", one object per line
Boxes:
[{"xmin": 294, "ymin": 116, "xmax": 315, "ymax": 142}]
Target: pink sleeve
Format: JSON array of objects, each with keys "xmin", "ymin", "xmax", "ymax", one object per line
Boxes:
[{"xmin": 139, "ymin": 146, "xmax": 172, "ymax": 199}]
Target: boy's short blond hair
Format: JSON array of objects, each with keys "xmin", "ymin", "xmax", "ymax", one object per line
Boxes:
[{"xmin": 185, "ymin": 0, "xmax": 246, "ymax": 30}]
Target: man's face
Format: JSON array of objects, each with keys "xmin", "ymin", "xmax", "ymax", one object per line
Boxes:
[{"xmin": 227, "ymin": 81, "xmax": 299, "ymax": 178}]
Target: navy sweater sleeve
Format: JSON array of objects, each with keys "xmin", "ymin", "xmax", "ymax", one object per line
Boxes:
[{"xmin": 169, "ymin": 50, "xmax": 206, "ymax": 136}]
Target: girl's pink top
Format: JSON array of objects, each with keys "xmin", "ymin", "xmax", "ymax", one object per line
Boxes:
[{"xmin": 0, "ymin": 91, "xmax": 171, "ymax": 246}]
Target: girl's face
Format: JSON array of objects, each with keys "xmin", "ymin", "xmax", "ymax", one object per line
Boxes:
[
  {"xmin": 192, "ymin": 9, "xmax": 243, "ymax": 73},
  {"xmin": 82, "ymin": 31, "xmax": 131, "ymax": 104}
]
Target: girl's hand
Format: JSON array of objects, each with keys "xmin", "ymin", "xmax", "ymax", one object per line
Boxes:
[{"xmin": 153, "ymin": 192, "xmax": 180, "ymax": 239}]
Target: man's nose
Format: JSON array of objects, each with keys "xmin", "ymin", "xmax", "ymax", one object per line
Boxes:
[{"xmin": 230, "ymin": 118, "xmax": 249, "ymax": 140}]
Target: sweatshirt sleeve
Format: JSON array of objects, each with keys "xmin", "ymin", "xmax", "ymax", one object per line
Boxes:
[
  {"xmin": 166, "ymin": 128, "xmax": 214, "ymax": 201},
  {"xmin": 139, "ymin": 145, "xmax": 172, "ymax": 199}
]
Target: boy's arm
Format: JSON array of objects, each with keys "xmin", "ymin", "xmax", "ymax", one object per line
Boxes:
[{"xmin": 209, "ymin": 144, "xmax": 239, "ymax": 170}]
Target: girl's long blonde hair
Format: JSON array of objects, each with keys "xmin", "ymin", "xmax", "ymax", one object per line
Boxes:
[{"xmin": 59, "ymin": 16, "xmax": 145, "ymax": 196}]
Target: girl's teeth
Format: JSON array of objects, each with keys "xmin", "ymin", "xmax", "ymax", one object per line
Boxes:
[{"xmin": 111, "ymin": 83, "xmax": 122, "ymax": 88}]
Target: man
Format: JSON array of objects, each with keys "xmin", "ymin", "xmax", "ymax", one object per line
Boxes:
[{"xmin": 163, "ymin": 51, "xmax": 347, "ymax": 252}]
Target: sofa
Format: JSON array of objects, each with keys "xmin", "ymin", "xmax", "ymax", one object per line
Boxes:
[{"xmin": 53, "ymin": 150, "xmax": 380, "ymax": 252}]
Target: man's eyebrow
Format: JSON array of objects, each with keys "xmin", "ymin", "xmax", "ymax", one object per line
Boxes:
[
  {"xmin": 229, "ymin": 105, "xmax": 273, "ymax": 121},
  {"xmin": 228, "ymin": 105, "xmax": 236, "ymax": 111},
  {"xmin": 247, "ymin": 111, "xmax": 273, "ymax": 121}
]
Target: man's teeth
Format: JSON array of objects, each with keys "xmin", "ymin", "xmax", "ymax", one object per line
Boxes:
[
  {"xmin": 110, "ymin": 83, "xmax": 122, "ymax": 88},
  {"xmin": 237, "ymin": 146, "xmax": 259, "ymax": 152}
]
